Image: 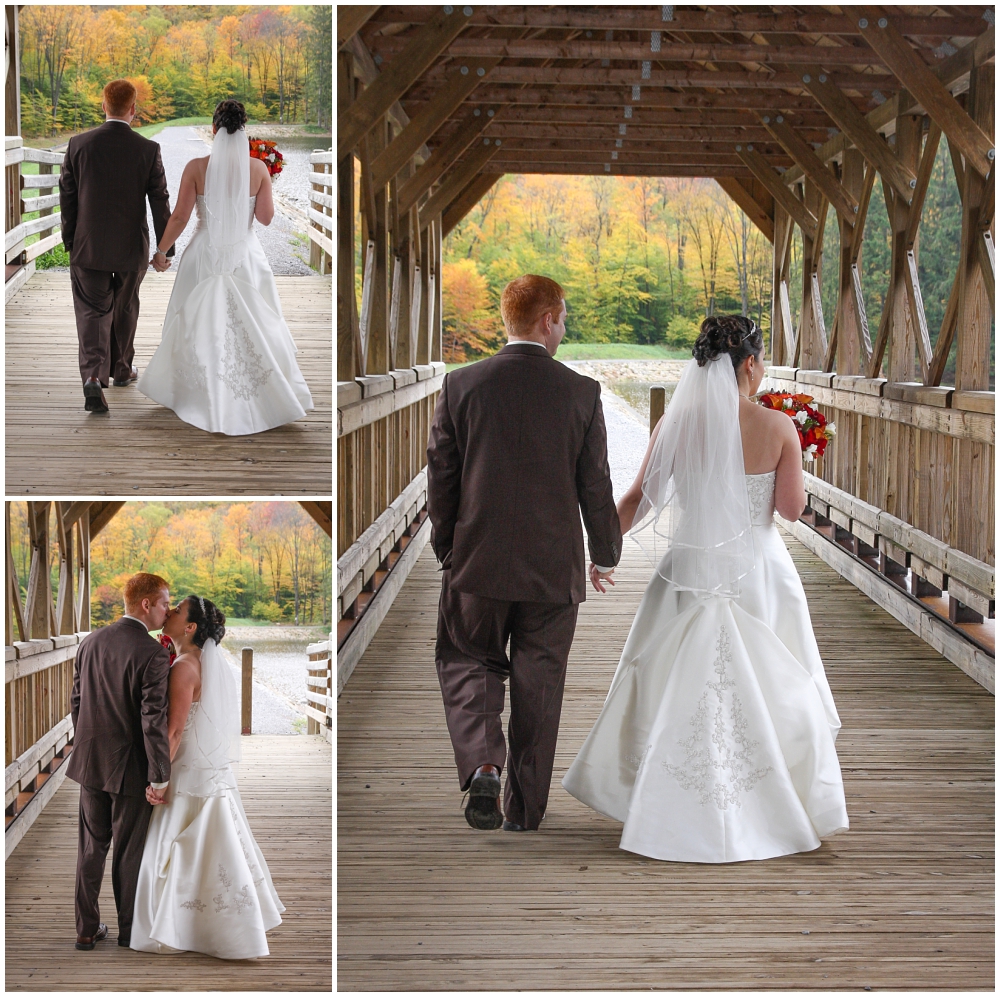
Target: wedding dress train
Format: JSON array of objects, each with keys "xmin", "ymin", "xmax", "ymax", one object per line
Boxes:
[
  {"xmin": 138, "ymin": 195, "xmax": 314, "ymax": 435},
  {"xmin": 131, "ymin": 641, "xmax": 284, "ymax": 958},
  {"xmin": 563, "ymin": 470, "xmax": 849, "ymax": 863}
]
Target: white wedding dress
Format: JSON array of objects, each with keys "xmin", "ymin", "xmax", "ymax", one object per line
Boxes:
[
  {"xmin": 138, "ymin": 133, "xmax": 313, "ymax": 435},
  {"xmin": 563, "ymin": 359, "xmax": 849, "ymax": 864},
  {"xmin": 131, "ymin": 642, "xmax": 284, "ymax": 959}
]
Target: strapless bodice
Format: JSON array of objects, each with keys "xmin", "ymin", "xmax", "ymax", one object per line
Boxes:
[
  {"xmin": 194, "ymin": 193, "xmax": 257, "ymax": 228},
  {"xmin": 746, "ymin": 470, "xmax": 776, "ymax": 526}
]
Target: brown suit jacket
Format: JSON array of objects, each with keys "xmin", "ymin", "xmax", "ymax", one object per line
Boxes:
[
  {"xmin": 427, "ymin": 342, "xmax": 622, "ymax": 605},
  {"xmin": 66, "ymin": 617, "xmax": 171, "ymax": 798},
  {"xmin": 59, "ymin": 121, "xmax": 173, "ymax": 272}
]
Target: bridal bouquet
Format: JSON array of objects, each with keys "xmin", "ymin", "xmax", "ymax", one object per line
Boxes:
[
  {"xmin": 249, "ymin": 138, "xmax": 284, "ymax": 178},
  {"xmin": 159, "ymin": 633, "xmax": 177, "ymax": 665},
  {"xmin": 757, "ymin": 392, "xmax": 836, "ymax": 461}
]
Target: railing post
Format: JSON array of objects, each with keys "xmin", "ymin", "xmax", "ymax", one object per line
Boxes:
[
  {"xmin": 241, "ymin": 647, "xmax": 253, "ymax": 736},
  {"xmin": 649, "ymin": 384, "xmax": 666, "ymax": 435}
]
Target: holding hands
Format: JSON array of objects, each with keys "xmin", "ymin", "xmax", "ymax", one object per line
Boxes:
[
  {"xmin": 146, "ymin": 785, "xmax": 167, "ymax": 805},
  {"xmin": 590, "ymin": 563, "xmax": 615, "ymax": 594},
  {"xmin": 150, "ymin": 249, "xmax": 171, "ymax": 272}
]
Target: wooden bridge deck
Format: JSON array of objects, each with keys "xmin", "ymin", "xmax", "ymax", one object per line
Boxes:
[
  {"xmin": 338, "ymin": 534, "xmax": 994, "ymax": 992},
  {"xmin": 6, "ymin": 735, "xmax": 331, "ymax": 991},
  {"xmin": 5, "ymin": 272, "xmax": 332, "ymax": 496}
]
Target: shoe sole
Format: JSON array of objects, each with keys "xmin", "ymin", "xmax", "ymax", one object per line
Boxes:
[
  {"xmin": 83, "ymin": 384, "xmax": 108, "ymax": 412},
  {"xmin": 464, "ymin": 772, "xmax": 503, "ymax": 830}
]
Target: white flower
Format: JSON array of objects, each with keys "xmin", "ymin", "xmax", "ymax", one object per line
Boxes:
[
  {"xmin": 827, "ymin": 422, "xmax": 837, "ymax": 436},
  {"xmin": 795, "ymin": 409, "xmax": 809, "ymax": 425},
  {"xmin": 782, "ymin": 398, "xmax": 794, "ymax": 409}
]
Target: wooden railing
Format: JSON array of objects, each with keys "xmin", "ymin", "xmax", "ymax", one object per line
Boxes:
[
  {"xmin": 5, "ymin": 137, "xmax": 62, "ymax": 303},
  {"xmin": 306, "ymin": 638, "xmax": 332, "ymax": 741},
  {"xmin": 308, "ymin": 149, "xmax": 333, "ymax": 275},
  {"xmin": 5, "ymin": 637, "xmax": 79, "ymax": 856}
]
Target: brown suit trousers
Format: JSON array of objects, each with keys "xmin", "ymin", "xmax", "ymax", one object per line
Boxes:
[{"xmin": 436, "ymin": 573, "xmax": 579, "ymax": 829}]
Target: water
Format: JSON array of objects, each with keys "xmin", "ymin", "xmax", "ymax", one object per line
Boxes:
[
  {"xmin": 267, "ymin": 136, "xmax": 332, "ymax": 215},
  {"xmin": 608, "ymin": 380, "xmax": 679, "ymax": 424}
]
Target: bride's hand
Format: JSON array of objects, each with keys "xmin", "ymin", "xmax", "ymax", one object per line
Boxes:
[
  {"xmin": 590, "ymin": 563, "xmax": 615, "ymax": 593},
  {"xmin": 146, "ymin": 785, "xmax": 167, "ymax": 805}
]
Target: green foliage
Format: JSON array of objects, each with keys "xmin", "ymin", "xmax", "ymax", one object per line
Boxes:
[
  {"xmin": 554, "ymin": 343, "xmax": 691, "ymax": 360},
  {"xmin": 251, "ymin": 600, "xmax": 285, "ymax": 623},
  {"xmin": 665, "ymin": 315, "xmax": 701, "ymax": 350}
]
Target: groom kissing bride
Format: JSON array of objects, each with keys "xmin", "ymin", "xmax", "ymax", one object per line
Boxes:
[
  {"xmin": 67, "ymin": 572, "xmax": 284, "ymax": 959},
  {"xmin": 60, "ymin": 79, "xmax": 313, "ymax": 435}
]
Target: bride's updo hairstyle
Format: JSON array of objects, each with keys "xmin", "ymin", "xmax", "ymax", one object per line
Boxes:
[
  {"xmin": 185, "ymin": 596, "xmax": 227, "ymax": 647},
  {"xmin": 692, "ymin": 314, "xmax": 764, "ymax": 372},
  {"xmin": 213, "ymin": 99, "xmax": 247, "ymax": 135}
]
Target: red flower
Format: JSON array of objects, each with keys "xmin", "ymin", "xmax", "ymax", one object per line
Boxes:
[
  {"xmin": 159, "ymin": 633, "xmax": 177, "ymax": 665},
  {"xmin": 247, "ymin": 137, "xmax": 284, "ymax": 178}
]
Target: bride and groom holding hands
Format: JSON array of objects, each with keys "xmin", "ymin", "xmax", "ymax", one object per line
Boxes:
[
  {"xmin": 59, "ymin": 79, "xmax": 313, "ymax": 436},
  {"xmin": 427, "ymin": 274, "xmax": 849, "ymax": 862},
  {"xmin": 67, "ymin": 572, "xmax": 283, "ymax": 959}
]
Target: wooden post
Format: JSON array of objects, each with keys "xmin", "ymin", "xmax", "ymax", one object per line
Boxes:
[
  {"xmin": 392, "ymin": 162, "xmax": 414, "ymax": 372},
  {"xmin": 649, "ymin": 385, "xmax": 666, "ymax": 435},
  {"xmin": 416, "ymin": 221, "xmax": 432, "ymax": 364},
  {"xmin": 76, "ymin": 513, "xmax": 90, "ymax": 633},
  {"xmin": 431, "ymin": 215, "xmax": 443, "ymax": 362},
  {"xmin": 770, "ymin": 206, "xmax": 793, "ymax": 365},
  {"xmin": 337, "ymin": 51, "xmax": 359, "ymax": 381},
  {"xmin": 366, "ymin": 117, "xmax": 390, "ymax": 375},
  {"xmin": 836, "ymin": 149, "xmax": 866, "ymax": 376},
  {"xmin": 241, "ymin": 647, "xmax": 253, "ymax": 736},
  {"xmin": 26, "ymin": 503, "xmax": 52, "ymax": 641},
  {"xmin": 955, "ymin": 64, "xmax": 994, "ymax": 392}
]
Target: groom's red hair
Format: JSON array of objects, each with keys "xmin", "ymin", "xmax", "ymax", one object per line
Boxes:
[
  {"xmin": 501, "ymin": 275, "xmax": 564, "ymax": 336},
  {"xmin": 103, "ymin": 79, "xmax": 137, "ymax": 117},
  {"xmin": 124, "ymin": 572, "xmax": 169, "ymax": 612}
]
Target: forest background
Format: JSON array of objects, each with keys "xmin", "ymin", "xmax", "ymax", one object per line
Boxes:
[
  {"xmin": 8, "ymin": 502, "xmax": 332, "ymax": 629},
  {"xmin": 18, "ymin": 4, "xmax": 332, "ymax": 137},
  {"xmin": 440, "ymin": 134, "xmax": 973, "ymax": 384}
]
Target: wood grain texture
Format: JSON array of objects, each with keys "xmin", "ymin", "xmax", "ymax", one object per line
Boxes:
[
  {"xmin": 338, "ymin": 535, "xmax": 994, "ymax": 992},
  {"xmin": 5, "ymin": 272, "xmax": 332, "ymax": 496},
  {"xmin": 6, "ymin": 735, "xmax": 331, "ymax": 991}
]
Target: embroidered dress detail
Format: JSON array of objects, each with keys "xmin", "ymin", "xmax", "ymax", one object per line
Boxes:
[
  {"xmin": 217, "ymin": 291, "xmax": 272, "ymax": 401},
  {"xmin": 746, "ymin": 471, "xmax": 777, "ymax": 526},
  {"xmin": 663, "ymin": 627, "xmax": 772, "ymax": 809}
]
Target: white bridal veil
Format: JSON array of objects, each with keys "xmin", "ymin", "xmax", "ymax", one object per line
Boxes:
[
  {"xmin": 629, "ymin": 355, "xmax": 755, "ymax": 598},
  {"xmin": 204, "ymin": 126, "xmax": 251, "ymax": 275},
  {"xmin": 179, "ymin": 637, "xmax": 242, "ymax": 797}
]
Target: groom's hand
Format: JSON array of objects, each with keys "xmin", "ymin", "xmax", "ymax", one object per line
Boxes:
[
  {"xmin": 146, "ymin": 785, "xmax": 167, "ymax": 805},
  {"xmin": 590, "ymin": 563, "xmax": 615, "ymax": 594}
]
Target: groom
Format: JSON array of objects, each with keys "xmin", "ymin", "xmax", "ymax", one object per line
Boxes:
[
  {"xmin": 427, "ymin": 274, "xmax": 621, "ymax": 833},
  {"xmin": 65, "ymin": 572, "xmax": 172, "ymax": 950},
  {"xmin": 59, "ymin": 78, "xmax": 174, "ymax": 414}
]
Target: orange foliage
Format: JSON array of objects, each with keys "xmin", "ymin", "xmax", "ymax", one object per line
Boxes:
[{"xmin": 441, "ymin": 259, "xmax": 503, "ymax": 362}]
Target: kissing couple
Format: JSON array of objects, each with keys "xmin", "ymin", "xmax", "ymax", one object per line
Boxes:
[
  {"xmin": 427, "ymin": 274, "xmax": 849, "ymax": 863},
  {"xmin": 59, "ymin": 79, "xmax": 313, "ymax": 435},
  {"xmin": 66, "ymin": 572, "xmax": 283, "ymax": 958}
]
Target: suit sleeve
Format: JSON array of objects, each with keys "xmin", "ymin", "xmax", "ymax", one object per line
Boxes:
[
  {"xmin": 146, "ymin": 144, "xmax": 174, "ymax": 257},
  {"xmin": 140, "ymin": 645, "xmax": 172, "ymax": 784},
  {"xmin": 577, "ymin": 382, "xmax": 623, "ymax": 569},
  {"xmin": 59, "ymin": 144, "xmax": 77, "ymax": 256},
  {"xmin": 426, "ymin": 376, "xmax": 461, "ymax": 567}
]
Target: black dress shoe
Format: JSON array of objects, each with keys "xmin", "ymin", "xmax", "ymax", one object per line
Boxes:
[
  {"xmin": 503, "ymin": 820, "xmax": 528, "ymax": 832},
  {"xmin": 83, "ymin": 378, "xmax": 109, "ymax": 413},
  {"xmin": 118, "ymin": 937, "xmax": 131, "ymax": 947},
  {"xmin": 112, "ymin": 366, "xmax": 138, "ymax": 387},
  {"xmin": 75, "ymin": 923, "xmax": 108, "ymax": 950},
  {"xmin": 464, "ymin": 765, "xmax": 503, "ymax": 830}
]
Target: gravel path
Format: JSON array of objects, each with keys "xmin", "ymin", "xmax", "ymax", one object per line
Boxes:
[{"xmin": 144, "ymin": 125, "xmax": 313, "ymax": 275}]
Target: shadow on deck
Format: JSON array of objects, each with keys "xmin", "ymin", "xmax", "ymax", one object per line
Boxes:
[
  {"xmin": 338, "ymin": 533, "xmax": 994, "ymax": 991},
  {"xmin": 6, "ymin": 735, "xmax": 331, "ymax": 992},
  {"xmin": 5, "ymin": 272, "xmax": 332, "ymax": 496}
]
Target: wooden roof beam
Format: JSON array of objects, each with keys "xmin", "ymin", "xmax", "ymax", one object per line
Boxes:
[
  {"xmin": 735, "ymin": 145, "xmax": 818, "ymax": 241},
  {"xmin": 479, "ymin": 163, "xmax": 755, "ymax": 178},
  {"xmin": 856, "ymin": 7, "xmax": 995, "ymax": 178},
  {"xmin": 493, "ymin": 148, "xmax": 761, "ymax": 167},
  {"xmin": 338, "ymin": 5, "xmax": 473, "ymax": 161},
  {"xmin": 397, "ymin": 106, "xmax": 501, "ymax": 216},
  {"xmin": 489, "ymin": 123, "xmax": 793, "ymax": 146},
  {"xmin": 338, "ymin": 6, "xmax": 381, "ymax": 52},
  {"xmin": 441, "ymin": 172, "xmax": 502, "ymax": 237},
  {"xmin": 761, "ymin": 114, "xmax": 858, "ymax": 224},
  {"xmin": 714, "ymin": 178, "xmax": 774, "ymax": 243},
  {"xmin": 419, "ymin": 139, "xmax": 501, "ymax": 229},
  {"xmin": 371, "ymin": 58, "xmax": 498, "ymax": 189},
  {"xmin": 367, "ymin": 7, "xmax": 991, "ymax": 38},
  {"xmin": 375, "ymin": 36, "xmax": 893, "ymax": 67},
  {"xmin": 799, "ymin": 72, "xmax": 917, "ymax": 203}
]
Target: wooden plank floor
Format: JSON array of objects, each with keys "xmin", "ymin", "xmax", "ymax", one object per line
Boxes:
[
  {"xmin": 338, "ymin": 533, "xmax": 994, "ymax": 991},
  {"xmin": 5, "ymin": 272, "xmax": 332, "ymax": 496},
  {"xmin": 6, "ymin": 735, "xmax": 331, "ymax": 991}
]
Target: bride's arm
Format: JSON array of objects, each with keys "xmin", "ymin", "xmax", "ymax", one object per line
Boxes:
[
  {"xmin": 252, "ymin": 160, "xmax": 274, "ymax": 225},
  {"xmin": 153, "ymin": 160, "xmax": 199, "ymax": 257},
  {"xmin": 616, "ymin": 414, "xmax": 665, "ymax": 535},
  {"xmin": 166, "ymin": 655, "xmax": 199, "ymax": 762}
]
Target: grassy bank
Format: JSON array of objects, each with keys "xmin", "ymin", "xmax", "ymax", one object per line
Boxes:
[{"xmin": 446, "ymin": 342, "xmax": 692, "ymax": 371}]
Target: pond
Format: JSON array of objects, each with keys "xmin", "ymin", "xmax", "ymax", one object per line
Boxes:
[{"xmin": 267, "ymin": 135, "xmax": 332, "ymax": 216}]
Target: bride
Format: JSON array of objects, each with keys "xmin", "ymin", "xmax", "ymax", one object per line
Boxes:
[
  {"xmin": 130, "ymin": 596, "xmax": 285, "ymax": 958},
  {"xmin": 563, "ymin": 315, "xmax": 849, "ymax": 863},
  {"xmin": 137, "ymin": 99, "xmax": 314, "ymax": 435}
]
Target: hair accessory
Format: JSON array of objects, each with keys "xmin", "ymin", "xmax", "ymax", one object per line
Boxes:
[
  {"xmin": 198, "ymin": 596, "xmax": 206, "ymax": 617},
  {"xmin": 740, "ymin": 320, "xmax": 757, "ymax": 342}
]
